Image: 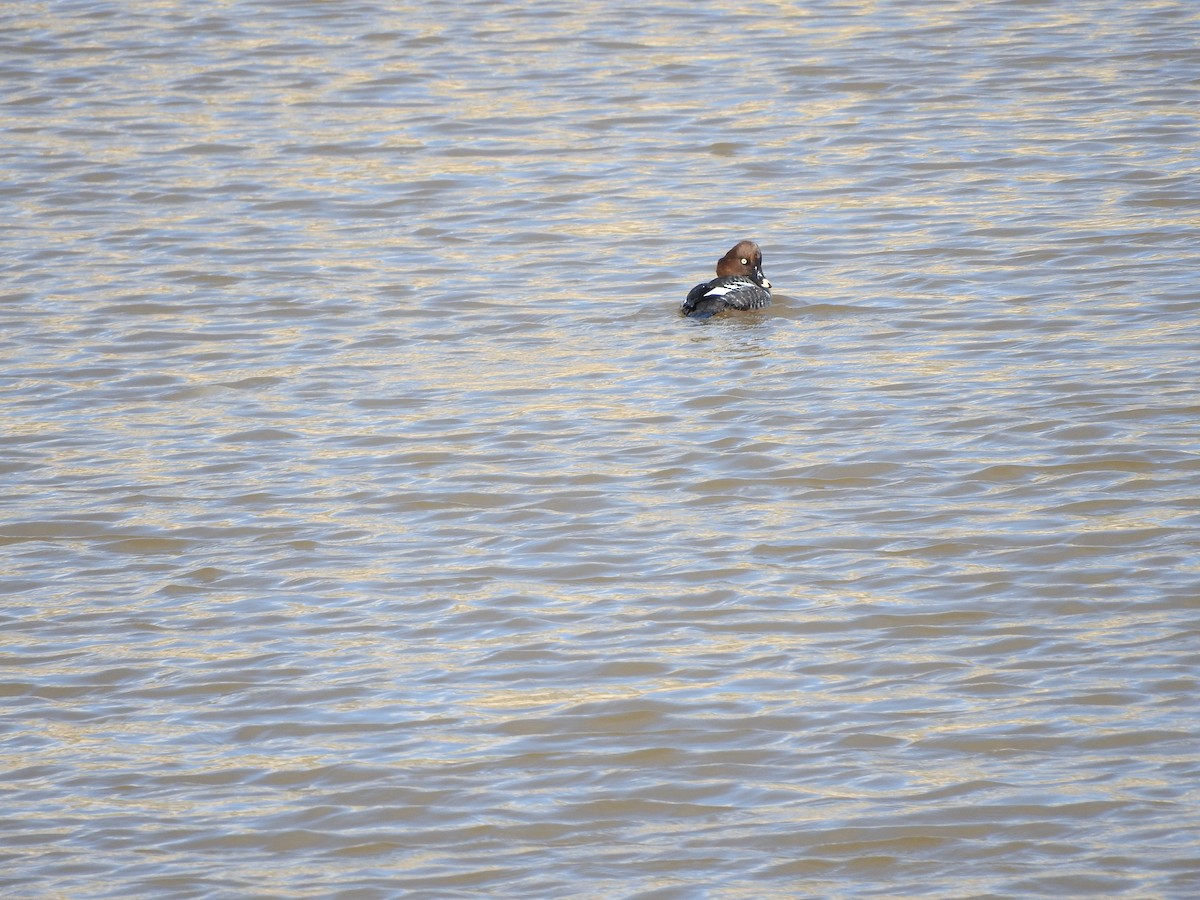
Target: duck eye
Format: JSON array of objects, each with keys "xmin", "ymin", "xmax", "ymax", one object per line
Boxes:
[{"xmin": 740, "ymin": 258, "xmax": 748, "ymax": 265}]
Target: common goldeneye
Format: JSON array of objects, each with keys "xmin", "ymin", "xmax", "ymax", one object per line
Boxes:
[{"xmin": 680, "ymin": 240, "xmax": 772, "ymax": 319}]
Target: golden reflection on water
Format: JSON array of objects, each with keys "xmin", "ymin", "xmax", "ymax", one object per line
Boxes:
[{"xmin": 4, "ymin": 0, "xmax": 1198, "ymax": 896}]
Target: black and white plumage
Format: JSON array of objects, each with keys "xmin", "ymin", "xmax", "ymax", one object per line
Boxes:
[{"xmin": 680, "ymin": 240, "xmax": 772, "ymax": 319}]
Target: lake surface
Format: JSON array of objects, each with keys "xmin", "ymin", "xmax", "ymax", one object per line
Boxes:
[{"xmin": 2, "ymin": 1, "xmax": 1198, "ymax": 897}]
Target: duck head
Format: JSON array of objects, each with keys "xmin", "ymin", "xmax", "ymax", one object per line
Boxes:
[{"xmin": 715, "ymin": 240, "xmax": 770, "ymax": 289}]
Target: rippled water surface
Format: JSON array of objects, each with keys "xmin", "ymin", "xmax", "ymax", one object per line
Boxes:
[{"xmin": 3, "ymin": 1, "xmax": 1199, "ymax": 897}]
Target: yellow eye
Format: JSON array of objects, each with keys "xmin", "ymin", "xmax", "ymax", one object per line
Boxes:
[{"xmin": 740, "ymin": 258, "xmax": 748, "ymax": 264}]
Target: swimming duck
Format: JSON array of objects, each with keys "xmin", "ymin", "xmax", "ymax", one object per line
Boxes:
[{"xmin": 680, "ymin": 240, "xmax": 771, "ymax": 319}]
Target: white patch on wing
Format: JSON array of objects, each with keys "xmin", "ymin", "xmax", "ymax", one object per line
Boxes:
[{"xmin": 703, "ymin": 285, "xmax": 736, "ymax": 297}]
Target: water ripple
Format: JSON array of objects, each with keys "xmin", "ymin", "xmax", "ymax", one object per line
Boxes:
[{"xmin": 2, "ymin": 0, "xmax": 1199, "ymax": 897}]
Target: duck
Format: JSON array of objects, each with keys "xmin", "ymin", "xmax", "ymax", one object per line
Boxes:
[{"xmin": 680, "ymin": 240, "xmax": 772, "ymax": 319}]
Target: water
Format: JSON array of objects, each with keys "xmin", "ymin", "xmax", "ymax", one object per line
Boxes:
[{"xmin": 2, "ymin": 1, "xmax": 1198, "ymax": 897}]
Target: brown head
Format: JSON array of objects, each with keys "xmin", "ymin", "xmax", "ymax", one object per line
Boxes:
[{"xmin": 715, "ymin": 240, "xmax": 770, "ymax": 288}]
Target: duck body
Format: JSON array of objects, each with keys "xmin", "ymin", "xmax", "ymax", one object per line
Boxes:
[{"xmin": 681, "ymin": 240, "xmax": 771, "ymax": 319}]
